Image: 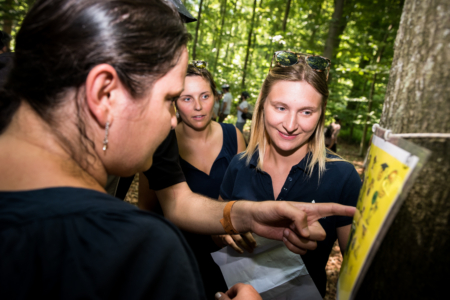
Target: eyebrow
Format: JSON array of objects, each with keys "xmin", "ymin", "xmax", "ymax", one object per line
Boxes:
[
  {"xmin": 270, "ymin": 100, "xmax": 319, "ymax": 110},
  {"xmin": 179, "ymin": 90, "xmax": 211, "ymax": 98}
]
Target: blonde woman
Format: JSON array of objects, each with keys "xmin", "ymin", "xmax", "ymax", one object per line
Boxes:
[{"xmin": 219, "ymin": 51, "xmax": 362, "ymax": 297}]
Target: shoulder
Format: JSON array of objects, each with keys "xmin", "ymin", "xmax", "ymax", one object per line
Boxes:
[
  {"xmin": 227, "ymin": 152, "xmax": 248, "ymax": 170},
  {"xmin": 325, "ymin": 155, "xmax": 359, "ymax": 181}
]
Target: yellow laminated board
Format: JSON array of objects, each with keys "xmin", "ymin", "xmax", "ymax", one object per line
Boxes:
[{"xmin": 337, "ymin": 134, "xmax": 422, "ymax": 300}]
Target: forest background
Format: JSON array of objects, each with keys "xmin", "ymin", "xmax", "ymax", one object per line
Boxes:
[{"xmin": 1, "ymin": 0, "xmax": 405, "ymax": 154}]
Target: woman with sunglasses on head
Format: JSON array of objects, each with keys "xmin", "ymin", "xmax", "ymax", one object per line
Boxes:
[
  {"xmin": 219, "ymin": 51, "xmax": 362, "ymax": 297},
  {"xmin": 0, "ymin": 0, "xmax": 269, "ymax": 298},
  {"xmin": 139, "ymin": 61, "xmax": 256, "ymax": 298}
]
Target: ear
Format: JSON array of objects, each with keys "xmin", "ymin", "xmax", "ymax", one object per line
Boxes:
[{"xmin": 85, "ymin": 64, "xmax": 120, "ymax": 128}]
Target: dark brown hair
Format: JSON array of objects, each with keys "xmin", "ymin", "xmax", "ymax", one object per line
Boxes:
[
  {"xmin": 0, "ymin": 0, "xmax": 189, "ymax": 168},
  {"xmin": 185, "ymin": 64, "xmax": 218, "ymax": 99}
]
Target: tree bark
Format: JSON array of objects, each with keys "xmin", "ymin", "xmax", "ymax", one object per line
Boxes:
[
  {"xmin": 359, "ymin": 73, "xmax": 376, "ymax": 156},
  {"xmin": 241, "ymin": 0, "xmax": 257, "ymax": 89},
  {"xmin": 282, "ymin": 0, "xmax": 292, "ymax": 32},
  {"xmin": 323, "ymin": 0, "xmax": 346, "ymax": 59},
  {"xmin": 355, "ymin": 0, "xmax": 450, "ymax": 298},
  {"xmin": 192, "ymin": 0, "xmax": 205, "ymax": 60},
  {"xmin": 2, "ymin": 0, "xmax": 14, "ymax": 45},
  {"xmin": 213, "ymin": 0, "xmax": 228, "ymax": 76}
]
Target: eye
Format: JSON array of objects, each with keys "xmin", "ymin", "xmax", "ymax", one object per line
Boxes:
[
  {"xmin": 202, "ymin": 94, "xmax": 209, "ymax": 100},
  {"xmin": 181, "ymin": 97, "xmax": 191, "ymax": 102},
  {"xmin": 276, "ymin": 106, "xmax": 286, "ymax": 111},
  {"xmin": 302, "ymin": 110, "xmax": 312, "ymax": 116}
]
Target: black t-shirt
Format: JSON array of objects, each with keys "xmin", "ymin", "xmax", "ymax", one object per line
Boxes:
[
  {"xmin": 145, "ymin": 130, "xmax": 186, "ymax": 191},
  {"xmin": 0, "ymin": 187, "xmax": 205, "ymax": 300}
]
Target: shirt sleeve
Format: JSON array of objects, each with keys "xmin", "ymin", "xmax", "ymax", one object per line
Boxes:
[
  {"xmin": 336, "ymin": 165, "xmax": 362, "ymax": 227},
  {"xmin": 241, "ymin": 102, "xmax": 249, "ymax": 109},
  {"xmin": 143, "ymin": 130, "xmax": 186, "ymax": 191},
  {"xmin": 219, "ymin": 154, "xmax": 242, "ymax": 200}
]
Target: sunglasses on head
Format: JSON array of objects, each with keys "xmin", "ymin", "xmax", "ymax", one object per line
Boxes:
[
  {"xmin": 192, "ymin": 60, "xmax": 208, "ymax": 69},
  {"xmin": 270, "ymin": 51, "xmax": 331, "ymax": 81}
]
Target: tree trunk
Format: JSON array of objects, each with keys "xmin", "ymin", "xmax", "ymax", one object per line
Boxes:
[
  {"xmin": 323, "ymin": 0, "xmax": 345, "ymax": 59},
  {"xmin": 213, "ymin": 0, "xmax": 228, "ymax": 76},
  {"xmin": 2, "ymin": 0, "xmax": 14, "ymax": 45},
  {"xmin": 359, "ymin": 73, "xmax": 377, "ymax": 156},
  {"xmin": 281, "ymin": 0, "xmax": 292, "ymax": 32},
  {"xmin": 355, "ymin": 0, "xmax": 450, "ymax": 298},
  {"xmin": 241, "ymin": 0, "xmax": 257, "ymax": 89},
  {"xmin": 192, "ymin": 0, "xmax": 205, "ymax": 60}
]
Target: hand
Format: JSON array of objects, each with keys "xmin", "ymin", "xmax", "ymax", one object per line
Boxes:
[
  {"xmin": 233, "ymin": 201, "xmax": 356, "ymax": 255},
  {"xmin": 212, "ymin": 232, "xmax": 257, "ymax": 254},
  {"xmin": 215, "ymin": 283, "xmax": 262, "ymax": 300}
]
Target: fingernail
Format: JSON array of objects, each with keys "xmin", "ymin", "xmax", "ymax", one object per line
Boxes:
[
  {"xmin": 215, "ymin": 292, "xmax": 222, "ymax": 299},
  {"xmin": 284, "ymin": 229, "xmax": 290, "ymax": 237},
  {"xmin": 283, "ymin": 237, "xmax": 287, "ymax": 242},
  {"xmin": 290, "ymin": 223, "xmax": 296, "ymax": 231}
]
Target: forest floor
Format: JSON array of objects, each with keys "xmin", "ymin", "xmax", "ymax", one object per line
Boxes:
[{"xmin": 124, "ymin": 140, "xmax": 364, "ymax": 300}]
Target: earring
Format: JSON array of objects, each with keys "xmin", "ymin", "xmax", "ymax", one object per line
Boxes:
[
  {"xmin": 103, "ymin": 121, "xmax": 110, "ymax": 151},
  {"xmin": 176, "ymin": 111, "xmax": 180, "ymax": 118}
]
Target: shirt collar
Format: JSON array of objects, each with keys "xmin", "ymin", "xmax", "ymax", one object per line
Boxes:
[{"xmin": 248, "ymin": 150, "xmax": 313, "ymax": 172}]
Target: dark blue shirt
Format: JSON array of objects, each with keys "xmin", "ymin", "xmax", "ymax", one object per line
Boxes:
[
  {"xmin": 0, "ymin": 187, "xmax": 206, "ymax": 300},
  {"xmin": 219, "ymin": 151, "xmax": 361, "ymax": 297},
  {"xmin": 180, "ymin": 122, "xmax": 237, "ymax": 199},
  {"xmin": 179, "ymin": 122, "xmax": 238, "ymax": 298}
]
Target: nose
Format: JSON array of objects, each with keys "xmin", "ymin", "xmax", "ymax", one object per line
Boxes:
[
  {"xmin": 194, "ymin": 98, "xmax": 202, "ymax": 111},
  {"xmin": 283, "ymin": 111, "xmax": 298, "ymax": 133}
]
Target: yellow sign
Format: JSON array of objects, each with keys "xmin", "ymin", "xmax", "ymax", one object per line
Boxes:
[{"xmin": 338, "ymin": 136, "xmax": 415, "ymax": 300}]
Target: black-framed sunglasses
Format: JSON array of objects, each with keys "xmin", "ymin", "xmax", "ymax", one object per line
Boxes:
[
  {"xmin": 192, "ymin": 60, "xmax": 208, "ymax": 69},
  {"xmin": 270, "ymin": 50, "xmax": 331, "ymax": 81}
]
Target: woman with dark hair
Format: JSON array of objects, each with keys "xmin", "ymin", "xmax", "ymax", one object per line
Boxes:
[
  {"xmin": 0, "ymin": 0, "xmax": 356, "ymax": 298},
  {"xmin": 139, "ymin": 62, "xmax": 254, "ymax": 298},
  {"xmin": 219, "ymin": 51, "xmax": 362, "ymax": 297}
]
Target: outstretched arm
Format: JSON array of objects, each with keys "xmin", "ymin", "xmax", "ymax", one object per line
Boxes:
[{"xmin": 150, "ymin": 180, "xmax": 355, "ymax": 254}]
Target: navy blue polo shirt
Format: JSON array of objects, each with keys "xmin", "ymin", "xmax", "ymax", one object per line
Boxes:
[{"xmin": 219, "ymin": 151, "xmax": 361, "ymax": 297}]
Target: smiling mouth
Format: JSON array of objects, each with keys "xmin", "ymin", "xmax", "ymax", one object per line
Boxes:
[
  {"xmin": 278, "ymin": 130, "xmax": 299, "ymax": 140},
  {"xmin": 192, "ymin": 115, "xmax": 206, "ymax": 120}
]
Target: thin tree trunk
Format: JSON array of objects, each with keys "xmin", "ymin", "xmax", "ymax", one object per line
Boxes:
[
  {"xmin": 192, "ymin": 0, "xmax": 205, "ymax": 60},
  {"xmin": 282, "ymin": 0, "xmax": 292, "ymax": 32},
  {"xmin": 2, "ymin": 0, "xmax": 14, "ymax": 46},
  {"xmin": 307, "ymin": 0, "xmax": 325, "ymax": 50},
  {"xmin": 213, "ymin": 0, "xmax": 228, "ymax": 75},
  {"xmin": 323, "ymin": 0, "xmax": 345, "ymax": 59},
  {"xmin": 359, "ymin": 73, "xmax": 377, "ymax": 156},
  {"xmin": 241, "ymin": 0, "xmax": 257, "ymax": 89},
  {"xmin": 355, "ymin": 0, "xmax": 450, "ymax": 298}
]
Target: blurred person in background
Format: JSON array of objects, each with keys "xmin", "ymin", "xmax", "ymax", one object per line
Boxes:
[
  {"xmin": 236, "ymin": 91, "xmax": 250, "ymax": 133},
  {"xmin": 218, "ymin": 83, "xmax": 232, "ymax": 122}
]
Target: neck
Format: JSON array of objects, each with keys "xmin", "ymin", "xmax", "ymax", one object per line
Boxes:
[
  {"xmin": 0, "ymin": 102, "xmax": 106, "ymax": 192},
  {"xmin": 178, "ymin": 120, "xmax": 214, "ymax": 142},
  {"xmin": 265, "ymin": 141, "xmax": 309, "ymax": 170}
]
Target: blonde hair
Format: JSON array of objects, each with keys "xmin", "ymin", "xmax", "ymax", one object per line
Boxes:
[{"xmin": 243, "ymin": 60, "xmax": 343, "ymax": 179}]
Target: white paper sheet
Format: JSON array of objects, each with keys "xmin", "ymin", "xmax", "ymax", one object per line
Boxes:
[{"xmin": 211, "ymin": 235, "xmax": 322, "ymax": 300}]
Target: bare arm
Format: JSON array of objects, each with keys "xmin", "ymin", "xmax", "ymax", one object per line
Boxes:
[
  {"xmin": 141, "ymin": 179, "xmax": 356, "ymax": 254},
  {"xmin": 236, "ymin": 127, "xmax": 246, "ymax": 153},
  {"xmin": 337, "ymin": 224, "xmax": 351, "ymax": 254}
]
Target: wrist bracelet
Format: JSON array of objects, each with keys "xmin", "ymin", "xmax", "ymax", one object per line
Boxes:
[{"xmin": 220, "ymin": 201, "xmax": 239, "ymax": 235}]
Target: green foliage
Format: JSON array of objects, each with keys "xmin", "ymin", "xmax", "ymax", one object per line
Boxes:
[{"xmin": 3, "ymin": 0, "xmax": 404, "ymax": 145}]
